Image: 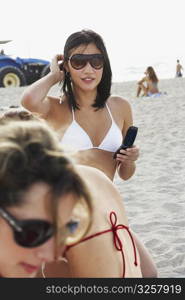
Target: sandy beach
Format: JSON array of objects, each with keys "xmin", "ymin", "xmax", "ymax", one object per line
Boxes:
[{"xmin": 0, "ymin": 77, "xmax": 185, "ymax": 278}]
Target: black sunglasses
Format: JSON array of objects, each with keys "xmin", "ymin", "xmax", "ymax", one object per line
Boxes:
[
  {"xmin": 68, "ymin": 54, "xmax": 104, "ymax": 70},
  {"xmin": 0, "ymin": 208, "xmax": 54, "ymax": 248}
]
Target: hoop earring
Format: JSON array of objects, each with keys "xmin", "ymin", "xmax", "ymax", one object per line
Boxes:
[
  {"xmin": 41, "ymin": 262, "xmax": 46, "ymax": 278},
  {"xmin": 57, "ymin": 256, "xmax": 68, "ymax": 263}
]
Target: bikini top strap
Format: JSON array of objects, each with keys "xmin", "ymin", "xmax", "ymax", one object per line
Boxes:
[
  {"xmin": 71, "ymin": 108, "xmax": 75, "ymax": 120},
  {"xmin": 106, "ymin": 103, "xmax": 113, "ymax": 121}
]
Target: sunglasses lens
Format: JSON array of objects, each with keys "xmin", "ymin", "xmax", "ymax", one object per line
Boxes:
[
  {"xmin": 70, "ymin": 54, "xmax": 104, "ymax": 70},
  {"xmin": 70, "ymin": 55, "xmax": 86, "ymax": 70},
  {"xmin": 14, "ymin": 220, "xmax": 54, "ymax": 248},
  {"xmin": 91, "ymin": 55, "xmax": 104, "ymax": 69}
]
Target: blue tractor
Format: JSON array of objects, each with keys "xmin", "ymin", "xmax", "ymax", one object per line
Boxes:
[{"xmin": 0, "ymin": 40, "xmax": 50, "ymax": 87}]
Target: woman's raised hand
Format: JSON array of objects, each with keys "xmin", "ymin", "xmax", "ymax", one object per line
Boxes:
[{"xmin": 50, "ymin": 54, "xmax": 65, "ymax": 82}]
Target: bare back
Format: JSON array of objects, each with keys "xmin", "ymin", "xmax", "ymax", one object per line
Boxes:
[
  {"xmin": 146, "ymin": 79, "xmax": 159, "ymax": 94},
  {"xmin": 43, "ymin": 165, "xmax": 142, "ymax": 278},
  {"xmin": 176, "ymin": 63, "xmax": 182, "ymax": 73}
]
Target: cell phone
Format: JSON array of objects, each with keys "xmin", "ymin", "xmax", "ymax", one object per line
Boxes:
[{"xmin": 113, "ymin": 126, "xmax": 138, "ymax": 159}]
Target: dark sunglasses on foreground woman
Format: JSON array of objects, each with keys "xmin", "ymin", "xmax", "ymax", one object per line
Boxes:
[{"xmin": 0, "ymin": 208, "xmax": 79, "ymax": 248}]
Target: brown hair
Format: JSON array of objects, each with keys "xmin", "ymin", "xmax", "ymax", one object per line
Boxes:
[
  {"xmin": 0, "ymin": 119, "xmax": 92, "ymax": 242},
  {"xmin": 146, "ymin": 66, "xmax": 158, "ymax": 83},
  {"xmin": 0, "ymin": 107, "xmax": 42, "ymax": 122}
]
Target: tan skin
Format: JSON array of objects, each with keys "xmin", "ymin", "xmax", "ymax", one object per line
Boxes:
[
  {"xmin": 0, "ymin": 183, "xmax": 55, "ymax": 278},
  {"xmin": 21, "ymin": 43, "xmax": 157, "ymax": 277},
  {"xmin": 0, "ymin": 181, "xmax": 82, "ymax": 278}
]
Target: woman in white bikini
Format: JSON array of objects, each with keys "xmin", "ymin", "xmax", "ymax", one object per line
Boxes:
[{"xmin": 21, "ymin": 29, "xmax": 157, "ymax": 277}]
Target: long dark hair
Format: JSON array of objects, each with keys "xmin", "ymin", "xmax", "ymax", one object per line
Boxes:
[
  {"xmin": 62, "ymin": 29, "xmax": 112, "ymax": 110},
  {"xmin": 147, "ymin": 66, "xmax": 158, "ymax": 83}
]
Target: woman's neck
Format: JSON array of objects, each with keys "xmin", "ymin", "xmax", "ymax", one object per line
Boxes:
[{"xmin": 73, "ymin": 87, "xmax": 97, "ymax": 108}]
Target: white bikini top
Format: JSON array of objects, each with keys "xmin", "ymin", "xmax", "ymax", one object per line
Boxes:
[{"xmin": 60, "ymin": 104, "xmax": 123, "ymax": 152}]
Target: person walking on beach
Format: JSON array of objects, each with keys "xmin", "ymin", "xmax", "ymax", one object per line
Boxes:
[
  {"xmin": 21, "ymin": 29, "xmax": 157, "ymax": 277},
  {"xmin": 176, "ymin": 59, "xmax": 183, "ymax": 77},
  {"xmin": 136, "ymin": 66, "xmax": 160, "ymax": 97}
]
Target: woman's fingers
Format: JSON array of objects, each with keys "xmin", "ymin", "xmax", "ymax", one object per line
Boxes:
[{"xmin": 116, "ymin": 146, "xmax": 139, "ymax": 162}]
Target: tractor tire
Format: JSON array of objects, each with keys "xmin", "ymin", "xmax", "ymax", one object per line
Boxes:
[
  {"xmin": 0, "ymin": 66, "xmax": 26, "ymax": 87},
  {"xmin": 41, "ymin": 64, "xmax": 50, "ymax": 78}
]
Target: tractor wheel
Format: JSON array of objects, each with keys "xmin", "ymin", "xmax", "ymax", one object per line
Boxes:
[
  {"xmin": 0, "ymin": 66, "xmax": 26, "ymax": 87},
  {"xmin": 41, "ymin": 64, "xmax": 50, "ymax": 78}
]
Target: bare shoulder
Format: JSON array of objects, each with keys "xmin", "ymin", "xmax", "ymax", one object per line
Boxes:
[
  {"xmin": 108, "ymin": 95, "xmax": 131, "ymax": 110},
  {"xmin": 76, "ymin": 165, "xmax": 117, "ymax": 192},
  {"xmin": 76, "ymin": 164, "xmax": 112, "ymax": 184},
  {"xmin": 47, "ymin": 95, "xmax": 61, "ymax": 107},
  {"xmin": 46, "ymin": 95, "xmax": 68, "ymax": 120},
  {"xmin": 107, "ymin": 96, "xmax": 133, "ymax": 133},
  {"xmin": 107, "ymin": 96, "xmax": 132, "ymax": 121},
  {"xmin": 41, "ymin": 95, "xmax": 60, "ymax": 116},
  {"xmin": 75, "ymin": 165, "xmax": 121, "ymax": 199}
]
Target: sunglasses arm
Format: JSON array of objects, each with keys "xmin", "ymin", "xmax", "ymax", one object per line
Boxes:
[{"xmin": 0, "ymin": 208, "xmax": 22, "ymax": 232}]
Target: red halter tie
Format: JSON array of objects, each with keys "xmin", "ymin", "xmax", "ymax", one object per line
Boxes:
[
  {"xmin": 64, "ymin": 211, "xmax": 138, "ymax": 277},
  {"xmin": 109, "ymin": 211, "xmax": 138, "ymax": 277}
]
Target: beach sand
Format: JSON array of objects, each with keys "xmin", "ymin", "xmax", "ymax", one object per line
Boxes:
[{"xmin": 0, "ymin": 77, "xmax": 185, "ymax": 278}]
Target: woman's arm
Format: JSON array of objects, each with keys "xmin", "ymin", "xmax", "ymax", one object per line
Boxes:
[
  {"xmin": 116, "ymin": 100, "xmax": 139, "ymax": 180},
  {"xmin": 137, "ymin": 76, "xmax": 146, "ymax": 85},
  {"xmin": 21, "ymin": 54, "xmax": 64, "ymax": 117}
]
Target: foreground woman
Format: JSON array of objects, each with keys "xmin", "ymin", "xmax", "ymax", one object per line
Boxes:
[
  {"xmin": 0, "ymin": 120, "xmax": 91, "ymax": 277},
  {"xmin": 0, "ymin": 118, "xmax": 143, "ymax": 277}
]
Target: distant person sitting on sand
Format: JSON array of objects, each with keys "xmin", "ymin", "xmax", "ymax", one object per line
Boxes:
[
  {"xmin": 176, "ymin": 60, "xmax": 183, "ymax": 77},
  {"xmin": 137, "ymin": 66, "xmax": 160, "ymax": 97}
]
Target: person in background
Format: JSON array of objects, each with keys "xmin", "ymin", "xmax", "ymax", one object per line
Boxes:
[
  {"xmin": 137, "ymin": 66, "xmax": 160, "ymax": 97},
  {"xmin": 20, "ymin": 29, "xmax": 157, "ymax": 277},
  {"xmin": 176, "ymin": 59, "xmax": 183, "ymax": 77}
]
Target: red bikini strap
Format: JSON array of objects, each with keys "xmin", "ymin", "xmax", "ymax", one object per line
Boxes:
[
  {"xmin": 63, "ymin": 211, "xmax": 138, "ymax": 277},
  {"xmin": 109, "ymin": 211, "xmax": 138, "ymax": 277}
]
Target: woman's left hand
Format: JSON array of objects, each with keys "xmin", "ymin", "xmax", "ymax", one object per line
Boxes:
[{"xmin": 115, "ymin": 145, "xmax": 139, "ymax": 164}]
